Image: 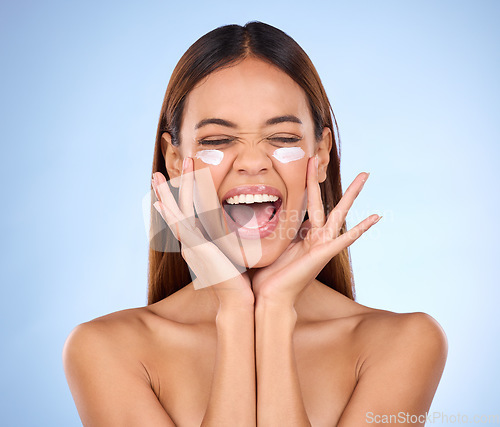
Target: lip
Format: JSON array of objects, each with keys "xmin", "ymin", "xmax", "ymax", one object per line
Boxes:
[{"xmin": 220, "ymin": 185, "xmax": 284, "ymax": 240}]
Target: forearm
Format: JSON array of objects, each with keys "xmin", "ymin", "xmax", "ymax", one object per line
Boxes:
[
  {"xmin": 201, "ymin": 306, "xmax": 256, "ymax": 426},
  {"xmin": 255, "ymin": 301, "xmax": 311, "ymax": 426}
]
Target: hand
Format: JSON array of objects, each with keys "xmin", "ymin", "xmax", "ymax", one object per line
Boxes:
[
  {"xmin": 251, "ymin": 157, "xmax": 381, "ymax": 308},
  {"xmin": 152, "ymin": 158, "xmax": 254, "ymax": 309}
]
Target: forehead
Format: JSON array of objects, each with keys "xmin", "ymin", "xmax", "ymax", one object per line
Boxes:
[{"xmin": 182, "ymin": 57, "xmax": 312, "ymax": 129}]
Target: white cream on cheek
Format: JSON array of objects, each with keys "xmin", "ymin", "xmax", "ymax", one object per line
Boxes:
[
  {"xmin": 194, "ymin": 147, "xmax": 305, "ymax": 166},
  {"xmin": 195, "ymin": 149, "xmax": 224, "ymax": 165},
  {"xmin": 272, "ymin": 147, "xmax": 306, "ymax": 163}
]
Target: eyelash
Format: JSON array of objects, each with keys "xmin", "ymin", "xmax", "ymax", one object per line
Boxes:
[{"xmin": 198, "ymin": 137, "xmax": 302, "ymax": 146}]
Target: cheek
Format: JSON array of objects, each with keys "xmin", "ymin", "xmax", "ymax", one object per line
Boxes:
[
  {"xmin": 273, "ymin": 157, "xmax": 308, "ymax": 205},
  {"xmin": 270, "ymin": 148, "xmax": 309, "ymax": 202},
  {"xmin": 273, "ymin": 154, "xmax": 308, "ymax": 184},
  {"xmin": 192, "ymin": 154, "xmax": 230, "ymax": 192}
]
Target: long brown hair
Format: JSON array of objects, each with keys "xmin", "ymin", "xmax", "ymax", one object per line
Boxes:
[{"xmin": 148, "ymin": 21, "xmax": 355, "ymax": 304}]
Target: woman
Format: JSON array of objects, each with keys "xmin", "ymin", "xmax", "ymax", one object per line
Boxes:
[{"xmin": 63, "ymin": 21, "xmax": 447, "ymax": 426}]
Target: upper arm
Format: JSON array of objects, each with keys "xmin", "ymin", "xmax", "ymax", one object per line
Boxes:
[
  {"xmin": 63, "ymin": 322, "xmax": 176, "ymax": 427},
  {"xmin": 338, "ymin": 312, "xmax": 448, "ymax": 426}
]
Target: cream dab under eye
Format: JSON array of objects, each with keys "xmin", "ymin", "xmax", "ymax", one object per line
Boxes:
[
  {"xmin": 195, "ymin": 149, "xmax": 224, "ymax": 165},
  {"xmin": 272, "ymin": 147, "xmax": 305, "ymax": 163}
]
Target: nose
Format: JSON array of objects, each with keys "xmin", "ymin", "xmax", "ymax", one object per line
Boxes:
[{"xmin": 232, "ymin": 144, "xmax": 273, "ymax": 176}]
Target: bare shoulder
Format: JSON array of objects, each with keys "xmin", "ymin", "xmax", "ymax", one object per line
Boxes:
[
  {"xmin": 62, "ymin": 304, "xmax": 190, "ymax": 375},
  {"xmin": 62, "ymin": 306, "xmax": 162, "ymax": 399},
  {"xmin": 326, "ymin": 290, "xmax": 448, "ymax": 361},
  {"xmin": 328, "ymin": 302, "xmax": 449, "ymax": 423},
  {"xmin": 63, "ymin": 306, "xmax": 166, "ymax": 355},
  {"xmin": 354, "ymin": 308, "xmax": 448, "ymax": 365},
  {"xmin": 62, "ymin": 307, "xmax": 177, "ymax": 426}
]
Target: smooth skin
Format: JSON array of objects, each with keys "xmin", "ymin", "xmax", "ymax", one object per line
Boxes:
[{"xmin": 63, "ymin": 57, "xmax": 448, "ymax": 426}]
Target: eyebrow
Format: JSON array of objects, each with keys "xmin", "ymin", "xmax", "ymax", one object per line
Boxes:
[{"xmin": 194, "ymin": 115, "xmax": 302, "ymax": 130}]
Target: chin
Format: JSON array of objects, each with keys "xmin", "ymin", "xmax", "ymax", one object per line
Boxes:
[
  {"xmin": 242, "ymin": 251, "xmax": 280, "ymax": 269},
  {"xmin": 222, "ymin": 231, "xmax": 294, "ymax": 270}
]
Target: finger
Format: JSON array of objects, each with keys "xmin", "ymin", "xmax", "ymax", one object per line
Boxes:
[
  {"xmin": 179, "ymin": 157, "xmax": 195, "ymax": 226},
  {"xmin": 152, "ymin": 173, "xmax": 194, "ymax": 241},
  {"xmin": 306, "ymin": 156, "xmax": 325, "ymax": 228},
  {"xmin": 153, "ymin": 172, "xmax": 184, "ymax": 222},
  {"xmin": 193, "ymin": 166, "xmax": 222, "ymax": 212},
  {"xmin": 153, "ymin": 200, "xmax": 182, "ymax": 241},
  {"xmin": 325, "ymin": 172, "xmax": 369, "ymax": 236},
  {"xmin": 154, "ymin": 200, "xmax": 207, "ymax": 248},
  {"xmin": 193, "ymin": 166, "xmax": 226, "ymax": 237},
  {"xmin": 320, "ymin": 214, "xmax": 380, "ymax": 258},
  {"xmin": 290, "ymin": 216, "xmax": 380, "ymax": 287}
]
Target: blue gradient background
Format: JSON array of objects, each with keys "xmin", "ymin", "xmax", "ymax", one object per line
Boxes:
[{"xmin": 1, "ymin": 0, "xmax": 498, "ymax": 425}]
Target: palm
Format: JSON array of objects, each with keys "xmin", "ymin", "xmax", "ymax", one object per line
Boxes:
[
  {"xmin": 251, "ymin": 158, "xmax": 379, "ymax": 306},
  {"xmin": 252, "ymin": 221, "xmax": 343, "ymax": 301},
  {"xmin": 152, "ymin": 160, "xmax": 254, "ymax": 306}
]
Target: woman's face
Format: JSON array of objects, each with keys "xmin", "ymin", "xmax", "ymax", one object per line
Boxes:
[{"xmin": 163, "ymin": 56, "xmax": 331, "ymax": 267}]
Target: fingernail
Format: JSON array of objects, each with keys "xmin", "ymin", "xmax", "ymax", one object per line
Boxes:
[
  {"xmin": 152, "ymin": 173, "xmax": 157, "ymax": 185},
  {"xmin": 314, "ymin": 155, "xmax": 319, "ymax": 169},
  {"xmin": 364, "ymin": 172, "xmax": 370, "ymax": 182},
  {"xmin": 373, "ymin": 215, "xmax": 383, "ymax": 224},
  {"xmin": 183, "ymin": 157, "xmax": 190, "ymax": 170},
  {"xmin": 153, "ymin": 201, "xmax": 161, "ymax": 212}
]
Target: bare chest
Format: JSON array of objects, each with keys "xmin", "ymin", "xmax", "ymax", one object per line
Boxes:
[{"xmin": 147, "ymin": 321, "xmax": 358, "ymax": 427}]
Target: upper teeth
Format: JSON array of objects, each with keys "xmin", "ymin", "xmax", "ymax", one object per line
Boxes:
[{"xmin": 225, "ymin": 194, "xmax": 279, "ymax": 204}]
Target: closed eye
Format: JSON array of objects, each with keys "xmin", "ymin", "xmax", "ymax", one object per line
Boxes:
[
  {"xmin": 269, "ymin": 137, "xmax": 302, "ymax": 143},
  {"xmin": 198, "ymin": 138, "xmax": 234, "ymax": 146},
  {"xmin": 197, "ymin": 136, "xmax": 302, "ymax": 146}
]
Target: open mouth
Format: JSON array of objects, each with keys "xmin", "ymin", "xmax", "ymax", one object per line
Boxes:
[{"xmin": 221, "ymin": 186, "xmax": 283, "ymax": 239}]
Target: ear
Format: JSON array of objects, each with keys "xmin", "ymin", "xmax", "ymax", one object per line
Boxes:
[
  {"xmin": 161, "ymin": 132, "xmax": 183, "ymax": 187},
  {"xmin": 317, "ymin": 127, "xmax": 332, "ymax": 183}
]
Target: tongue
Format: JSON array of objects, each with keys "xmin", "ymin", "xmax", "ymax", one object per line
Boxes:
[{"xmin": 227, "ymin": 202, "xmax": 276, "ymax": 228}]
